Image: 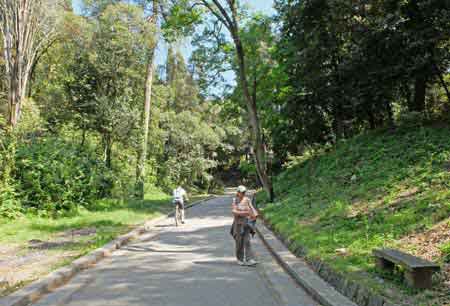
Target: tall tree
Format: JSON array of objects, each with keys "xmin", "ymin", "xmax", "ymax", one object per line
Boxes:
[
  {"xmin": 135, "ymin": 0, "xmax": 159, "ymax": 198},
  {"xmin": 188, "ymin": 0, "xmax": 275, "ymax": 200},
  {"xmin": 0, "ymin": 0, "xmax": 62, "ymax": 128}
]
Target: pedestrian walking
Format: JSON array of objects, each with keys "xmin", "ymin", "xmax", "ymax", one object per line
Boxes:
[{"xmin": 230, "ymin": 185, "xmax": 259, "ymax": 266}]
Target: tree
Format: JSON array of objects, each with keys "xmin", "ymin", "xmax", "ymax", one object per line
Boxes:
[
  {"xmin": 274, "ymin": 0, "xmax": 450, "ymax": 150},
  {"xmin": 0, "ymin": 0, "xmax": 62, "ymax": 128},
  {"xmin": 185, "ymin": 0, "xmax": 275, "ymax": 200},
  {"xmin": 62, "ymin": 3, "xmax": 151, "ymax": 172},
  {"xmin": 135, "ymin": 0, "xmax": 159, "ymax": 199}
]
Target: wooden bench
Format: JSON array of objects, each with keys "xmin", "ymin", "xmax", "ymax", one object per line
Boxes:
[{"xmin": 373, "ymin": 248, "xmax": 440, "ymax": 289}]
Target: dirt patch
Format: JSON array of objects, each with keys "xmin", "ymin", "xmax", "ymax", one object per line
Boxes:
[
  {"xmin": 59, "ymin": 227, "xmax": 97, "ymax": 238},
  {"xmin": 0, "ymin": 227, "xmax": 97, "ymax": 297},
  {"xmin": 347, "ymin": 187, "xmax": 420, "ymax": 219},
  {"xmin": 399, "ymin": 219, "xmax": 450, "ymax": 306},
  {"xmin": 0, "ymin": 247, "xmax": 78, "ymax": 297},
  {"xmin": 400, "ymin": 219, "xmax": 450, "ymax": 261},
  {"xmin": 28, "ymin": 239, "xmax": 93, "ymax": 250}
]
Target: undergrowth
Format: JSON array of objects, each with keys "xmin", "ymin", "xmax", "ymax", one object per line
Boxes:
[{"xmin": 257, "ymin": 125, "xmax": 450, "ymax": 306}]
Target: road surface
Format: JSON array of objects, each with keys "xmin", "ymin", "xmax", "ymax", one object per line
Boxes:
[{"xmin": 33, "ymin": 196, "xmax": 319, "ymax": 306}]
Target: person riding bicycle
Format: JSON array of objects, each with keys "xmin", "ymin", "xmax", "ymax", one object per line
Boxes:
[{"xmin": 173, "ymin": 186, "xmax": 188, "ymax": 224}]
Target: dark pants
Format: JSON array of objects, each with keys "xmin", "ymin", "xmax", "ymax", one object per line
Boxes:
[
  {"xmin": 234, "ymin": 224, "xmax": 254, "ymax": 261},
  {"xmin": 174, "ymin": 201, "xmax": 185, "ymax": 221}
]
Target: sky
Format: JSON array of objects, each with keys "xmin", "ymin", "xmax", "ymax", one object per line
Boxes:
[
  {"xmin": 72, "ymin": 0, "xmax": 275, "ymax": 16},
  {"xmin": 71, "ymin": 0, "xmax": 276, "ymax": 90}
]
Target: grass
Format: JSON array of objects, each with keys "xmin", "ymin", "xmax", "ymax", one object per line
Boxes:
[
  {"xmin": 0, "ymin": 186, "xmax": 210, "ymax": 296},
  {"xmin": 1, "ymin": 187, "xmax": 172, "ymax": 246},
  {"xmin": 1, "ymin": 189, "xmax": 211, "ymax": 246},
  {"xmin": 257, "ymin": 124, "xmax": 450, "ymax": 306}
]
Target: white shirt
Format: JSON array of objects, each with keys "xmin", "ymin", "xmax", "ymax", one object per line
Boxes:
[{"xmin": 173, "ymin": 187, "xmax": 187, "ymax": 204}]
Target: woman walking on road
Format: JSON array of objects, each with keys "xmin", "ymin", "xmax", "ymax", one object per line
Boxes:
[{"xmin": 230, "ymin": 185, "xmax": 258, "ymax": 266}]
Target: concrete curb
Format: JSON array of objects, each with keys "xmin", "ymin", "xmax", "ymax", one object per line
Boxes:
[
  {"xmin": 0, "ymin": 195, "xmax": 216, "ymax": 306},
  {"xmin": 256, "ymin": 222, "xmax": 359, "ymax": 306}
]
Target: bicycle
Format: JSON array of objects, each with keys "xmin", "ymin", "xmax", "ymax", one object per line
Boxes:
[{"xmin": 174, "ymin": 201, "xmax": 183, "ymax": 226}]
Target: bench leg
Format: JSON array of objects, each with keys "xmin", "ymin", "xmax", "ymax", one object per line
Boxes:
[
  {"xmin": 404, "ymin": 270, "xmax": 433, "ymax": 289},
  {"xmin": 375, "ymin": 257, "xmax": 395, "ymax": 271}
]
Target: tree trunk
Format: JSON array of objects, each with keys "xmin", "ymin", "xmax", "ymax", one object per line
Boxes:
[
  {"xmin": 435, "ymin": 68, "xmax": 450, "ymax": 104},
  {"xmin": 8, "ymin": 62, "xmax": 23, "ymax": 127},
  {"xmin": 411, "ymin": 75, "xmax": 426, "ymax": 112},
  {"xmin": 200, "ymin": 0, "xmax": 274, "ymax": 201},
  {"xmin": 103, "ymin": 133, "xmax": 112, "ymax": 169},
  {"xmin": 135, "ymin": 0, "xmax": 159, "ymax": 199},
  {"xmin": 402, "ymin": 83, "xmax": 412, "ymax": 110},
  {"xmin": 1, "ymin": 0, "xmax": 57, "ymax": 129},
  {"xmin": 233, "ymin": 35, "xmax": 274, "ymax": 202},
  {"xmin": 332, "ymin": 101, "xmax": 344, "ymax": 141},
  {"xmin": 367, "ymin": 104, "xmax": 376, "ymax": 130},
  {"xmin": 385, "ymin": 101, "xmax": 394, "ymax": 128}
]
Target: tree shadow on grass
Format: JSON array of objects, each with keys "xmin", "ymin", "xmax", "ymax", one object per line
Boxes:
[
  {"xmin": 27, "ymin": 199, "xmax": 173, "ymax": 237},
  {"xmin": 30, "ymin": 219, "xmax": 125, "ymax": 234},
  {"xmin": 28, "ymin": 239, "xmax": 94, "ymax": 251},
  {"xmin": 87, "ymin": 197, "xmax": 172, "ymax": 214}
]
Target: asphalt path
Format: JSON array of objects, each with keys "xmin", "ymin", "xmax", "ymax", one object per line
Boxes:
[{"xmin": 33, "ymin": 196, "xmax": 319, "ymax": 306}]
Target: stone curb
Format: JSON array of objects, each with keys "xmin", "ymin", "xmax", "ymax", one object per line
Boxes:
[
  {"xmin": 0, "ymin": 195, "xmax": 216, "ymax": 306},
  {"xmin": 258, "ymin": 218, "xmax": 400, "ymax": 306},
  {"xmin": 256, "ymin": 222, "xmax": 359, "ymax": 306}
]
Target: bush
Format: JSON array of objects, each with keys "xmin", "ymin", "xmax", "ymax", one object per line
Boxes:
[
  {"xmin": 0, "ymin": 129, "xmax": 22, "ymax": 218},
  {"xmin": 238, "ymin": 159, "xmax": 258, "ymax": 187},
  {"xmin": 15, "ymin": 137, "xmax": 113, "ymax": 215},
  {"xmin": 0, "ymin": 182, "xmax": 22, "ymax": 219},
  {"xmin": 395, "ymin": 111, "xmax": 426, "ymax": 127}
]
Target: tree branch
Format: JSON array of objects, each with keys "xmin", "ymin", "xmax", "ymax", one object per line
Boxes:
[{"xmin": 196, "ymin": 0, "xmax": 234, "ymax": 33}]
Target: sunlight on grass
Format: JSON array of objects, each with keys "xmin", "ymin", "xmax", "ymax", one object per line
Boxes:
[
  {"xmin": 257, "ymin": 125, "xmax": 450, "ymax": 305},
  {"xmin": 0, "ymin": 187, "xmax": 172, "ymax": 246}
]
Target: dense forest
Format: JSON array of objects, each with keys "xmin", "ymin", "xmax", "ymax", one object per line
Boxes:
[{"xmin": 0, "ymin": 0, "xmax": 449, "ymax": 216}]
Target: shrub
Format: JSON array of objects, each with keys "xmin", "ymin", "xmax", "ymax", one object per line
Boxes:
[
  {"xmin": 0, "ymin": 181, "xmax": 22, "ymax": 219},
  {"xmin": 0, "ymin": 129, "xmax": 22, "ymax": 218},
  {"xmin": 15, "ymin": 137, "xmax": 112, "ymax": 215}
]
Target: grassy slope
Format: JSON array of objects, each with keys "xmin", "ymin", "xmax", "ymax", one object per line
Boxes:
[
  {"xmin": 0, "ymin": 186, "xmax": 209, "ymax": 296},
  {"xmin": 257, "ymin": 125, "xmax": 450, "ymax": 306}
]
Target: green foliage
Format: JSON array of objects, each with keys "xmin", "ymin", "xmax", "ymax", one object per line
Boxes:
[
  {"xmin": 157, "ymin": 109, "xmax": 222, "ymax": 190},
  {"xmin": 0, "ymin": 182, "xmax": 21, "ymax": 219},
  {"xmin": 161, "ymin": 0, "xmax": 202, "ymax": 41},
  {"xmin": 271, "ymin": 0, "xmax": 450, "ymax": 163},
  {"xmin": 238, "ymin": 159, "xmax": 258, "ymax": 185},
  {"xmin": 15, "ymin": 137, "xmax": 112, "ymax": 215},
  {"xmin": 0, "ymin": 129, "xmax": 21, "ymax": 218},
  {"xmin": 258, "ymin": 125, "xmax": 450, "ymax": 304},
  {"xmin": 62, "ymin": 3, "xmax": 150, "ymax": 149},
  {"xmin": 441, "ymin": 242, "xmax": 450, "ymax": 263}
]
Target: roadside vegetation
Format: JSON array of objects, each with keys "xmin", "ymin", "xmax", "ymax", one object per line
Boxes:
[
  {"xmin": 1, "ymin": 0, "xmax": 449, "ymax": 304},
  {"xmin": 257, "ymin": 123, "xmax": 450, "ymax": 306}
]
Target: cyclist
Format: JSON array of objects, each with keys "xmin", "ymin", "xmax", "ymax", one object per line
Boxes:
[{"xmin": 173, "ymin": 186, "xmax": 188, "ymax": 224}]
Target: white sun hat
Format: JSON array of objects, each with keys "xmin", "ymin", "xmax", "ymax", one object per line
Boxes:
[{"xmin": 237, "ymin": 185, "xmax": 247, "ymax": 193}]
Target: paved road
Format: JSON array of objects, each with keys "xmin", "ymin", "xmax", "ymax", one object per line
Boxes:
[{"xmin": 33, "ymin": 196, "xmax": 319, "ymax": 306}]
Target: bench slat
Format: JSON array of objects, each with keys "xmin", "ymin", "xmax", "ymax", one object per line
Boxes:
[{"xmin": 373, "ymin": 248, "xmax": 440, "ymax": 271}]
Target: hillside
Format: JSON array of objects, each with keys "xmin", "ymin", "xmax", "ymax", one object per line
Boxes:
[{"xmin": 257, "ymin": 125, "xmax": 450, "ymax": 306}]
